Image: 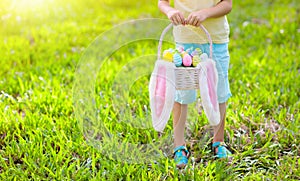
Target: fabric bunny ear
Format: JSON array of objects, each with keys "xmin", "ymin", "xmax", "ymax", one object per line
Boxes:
[
  {"xmin": 197, "ymin": 59, "xmax": 220, "ymax": 126},
  {"xmin": 149, "ymin": 60, "xmax": 176, "ymax": 132}
]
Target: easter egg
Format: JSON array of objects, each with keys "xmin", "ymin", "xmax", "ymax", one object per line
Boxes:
[
  {"xmin": 182, "ymin": 53, "xmax": 192, "ymax": 67},
  {"xmin": 200, "ymin": 53, "xmax": 208, "ymax": 62},
  {"xmin": 191, "ymin": 51, "xmax": 197, "ymax": 57},
  {"xmin": 163, "ymin": 50, "xmax": 173, "ymax": 62},
  {"xmin": 191, "ymin": 48, "xmax": 202, "ymax": 57},
  {"xmin": 176, "ymin": 46, "xmax": 184, "ymax": 53},
  {"xmin": 192, "ymin": 55, "xmax": 201, "ymax": 67},
  {"xmin": 173, "ymin": 52, "xmax": 182, "ymax": 67},
  {"xmin": 195, "ymin": 48, "xmax": 202, "ymax": 55}
]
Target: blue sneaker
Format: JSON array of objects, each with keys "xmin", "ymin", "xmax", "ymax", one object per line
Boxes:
[
  {"xmin": 173, "ymin": 145, "xmax": 190, "ymax": 169},
  {"xmin": 212, "ymin": 142, "xmax": 232, "ymax": 159}
]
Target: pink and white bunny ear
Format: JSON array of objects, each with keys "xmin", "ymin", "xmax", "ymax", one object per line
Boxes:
[
  {"xmin": 197, "ymin": 59, "xmax": 220, "ymax": 126},
  {"xmin": 149, "ymin": 60, "xmax": 176, "ymax": 132}
]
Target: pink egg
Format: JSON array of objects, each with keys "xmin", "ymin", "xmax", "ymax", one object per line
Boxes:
[{"xmin": 182, "ymin": 54, "xmax": 192, "ymax": 67}]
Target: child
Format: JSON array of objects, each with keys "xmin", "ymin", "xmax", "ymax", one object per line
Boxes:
[{"xmin": 158, "ymin": 0, "xmax": 233, "ymax": 168}]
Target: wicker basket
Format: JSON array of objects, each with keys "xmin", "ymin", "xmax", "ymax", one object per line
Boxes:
[
  {"xmin": 157, "ymin": 24, "xmax": 213, "ymax": 90},
  {"xmin": 174, "ymin": 67, "xmax": 200, "ymax": 89}
]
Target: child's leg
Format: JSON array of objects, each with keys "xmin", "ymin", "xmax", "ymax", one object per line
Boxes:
[
  {"xmin": 173, "ymin": 102, "xmax": 190, "ymax": 168},
  {"xmin": 172, "ymin": 89, "xmax": 195, "ymax": 168},
  {"xmin": 173, "ymin": 102, "xmax": 188, "ymax": 147},
  {"xmin": 207, "ymin": 43, "xmax": 231, "ymax": 156},
  {"xmin": 212, "ymin": 102, "xmax": 232, "ymax": 157},
  {"xmin": 173, "ymin": 89, "xmax": 196, "ymax": 148},
  {"xmin": 213, "ymin": 102, "xmax": 226, "ymax": 143}
]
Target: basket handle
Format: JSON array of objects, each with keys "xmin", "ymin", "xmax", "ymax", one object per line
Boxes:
[{"xmin": 157, "ymin": 23, "xmax": 213, "ymax": 60}]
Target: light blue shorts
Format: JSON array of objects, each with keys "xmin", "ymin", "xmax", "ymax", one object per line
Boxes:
[{"xmin": 175, "ymin": 43, "xmax": 232, "ymax": 104}]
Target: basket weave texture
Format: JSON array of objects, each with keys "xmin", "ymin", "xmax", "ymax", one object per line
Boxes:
[{"xmin": 174, "ymin": 67, "xmax": 200, "ymax": 90}]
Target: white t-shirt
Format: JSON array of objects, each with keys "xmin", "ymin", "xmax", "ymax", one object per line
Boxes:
[{"xmin": 173, "ymin": 0, "xmax": 230, "ymax": 44}]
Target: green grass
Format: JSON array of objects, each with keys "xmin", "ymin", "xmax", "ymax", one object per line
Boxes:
[{"xmin": 0, "ymin": 0, "xmax": 299, "ymax": 180}]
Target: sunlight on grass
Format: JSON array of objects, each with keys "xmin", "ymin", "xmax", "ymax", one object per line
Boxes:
[
  {"xmin": 0, "ymin": 0, "xmax": 299, "ymax": 180},
  {"xmin": 11, "ymin": 0, "xmax": 48, "ymax": 9}
]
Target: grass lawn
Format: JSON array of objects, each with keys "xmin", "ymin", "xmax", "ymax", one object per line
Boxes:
[{"xmin": 0, "ymin": 0, "xmax": 299, "ymax": 180}]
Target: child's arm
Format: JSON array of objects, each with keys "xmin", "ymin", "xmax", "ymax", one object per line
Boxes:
[
  {"xmin": 158, "ymin": 0, "xmax": 186, "ymax": 25},
  {"xmin": 186, "ymin": 0, "xmax": 232, "ymax": 27}
]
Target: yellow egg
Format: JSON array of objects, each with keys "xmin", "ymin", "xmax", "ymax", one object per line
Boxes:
[
  {"xmin": 163, "ymin": 51, "xmax": 173, "ymax": 62},
  {"xmin": 192, "ymin": 55, "xmax": 201, "ymax": 67}
]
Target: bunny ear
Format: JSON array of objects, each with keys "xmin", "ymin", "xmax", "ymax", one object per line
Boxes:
[
  {"xmin": 198, "ymin": 59, "xmax": 220, "ymax": 126},
  {"xmin": 149, "ymin": 60, "xmax": 175, "ymax": 132}
]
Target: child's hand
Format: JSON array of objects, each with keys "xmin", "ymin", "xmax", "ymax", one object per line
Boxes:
[
  {"xmin": 166, "ymin": 9, "xmax": 186, "ymax": 26},
  {"xmin": 186, "ymin": 10, "xmax": 208, "ymax": 27}
]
